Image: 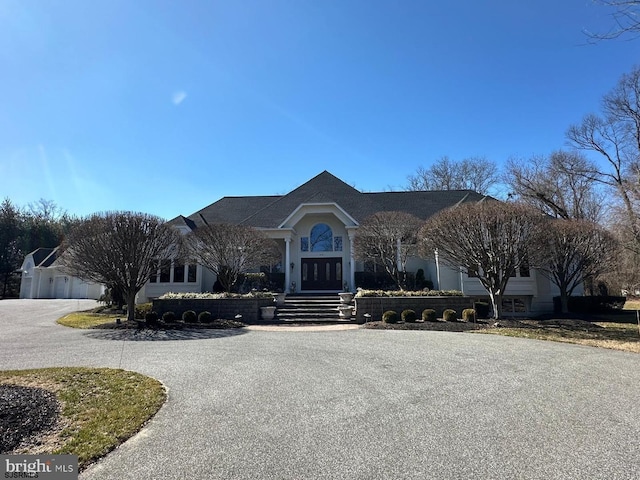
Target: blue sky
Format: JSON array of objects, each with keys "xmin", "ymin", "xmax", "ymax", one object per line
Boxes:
[{"xmin": 1, "ymin": 0, "xmax": 638, "ymax": 220}]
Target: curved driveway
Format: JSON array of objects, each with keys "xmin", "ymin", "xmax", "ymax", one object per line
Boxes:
[{"xmin": 1, "ymin": 300, "xmax": 640, "ymax": 479}]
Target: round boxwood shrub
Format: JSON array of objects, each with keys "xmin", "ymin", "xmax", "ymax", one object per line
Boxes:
[
  {"xmin": 145, "ymin": 311, "xmax": 158, "ymax": 325},
  {"xmin": 462, "ymin": 308, "xmax": 476, "ymax": 322},
  {"xmin": 421, "ymin": 309, "xmax": 437, "ymax": 322},
  {"xmin": 401, "ymin": 309, "xmax": 417, "ymax": 323},
  {"xmin": 135, "ymin": 302, "xmax": 153, "ymax": 319},
  {"xmin": 382, "ymin": 310, "xmax": 399, "ymax": 324},
  {"xmin": 162, "ymin": 311, "xmax": 176, "ymax": 323},
  {"xmin": 182, "ymin": 310, "xmax": 197, "ymax": 323},
  {"xmin": 198, "ymin": 311, "xmax": 213, "ymax": 324},
  {"xmin": 443, "ymin": 309, "xmax": 457, "ymax": 322}
]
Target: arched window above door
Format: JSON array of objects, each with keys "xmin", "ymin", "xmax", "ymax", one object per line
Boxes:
[
  {"xmin": 310, "ymin": 223, "xmax": 333, "ymax": 252},
  {"xmin": 300, "ymin": 223, "xmax": 343, "ymax": 252}
]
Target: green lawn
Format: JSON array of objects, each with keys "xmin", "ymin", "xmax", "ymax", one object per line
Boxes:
[
  {"xmin": 0, "ymin": 367, "xmax": 166, "ymax": 470},
  {"xmin": 57, "ymin": 311, "xmax": 122, "ymax": 328}
]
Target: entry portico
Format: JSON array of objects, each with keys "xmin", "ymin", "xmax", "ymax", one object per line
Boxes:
[{"xmin": 264, "ymin": 202, "xmax": 358, "ymax": 293}]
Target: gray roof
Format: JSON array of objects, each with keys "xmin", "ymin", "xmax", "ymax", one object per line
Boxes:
[
  {"xmin": 171, "ymin": 170, "xmax": 489, "ymax": 229},
  {"xmin": 30, "ymin": 248, "xmax": 58, "ymax": 267}
]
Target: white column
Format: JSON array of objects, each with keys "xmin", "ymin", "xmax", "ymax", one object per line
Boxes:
[
  {"xmin": 284, "ymin": 237, "xmax": 291, "ymax": 293},
  {"xmin": 434, "ymin": 249, "xmax": 441, "ymax": 290},
  {"xmin": 348, "ymin": 232, "xmax": 356, "ymax": 292}
]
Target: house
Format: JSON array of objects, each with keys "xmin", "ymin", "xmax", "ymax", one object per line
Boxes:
[
  {"xmin": 19, "ymin": 247, "xmax": 104, "ymax": 300},
  {"xmin": 139, "ymin": 170, "xmax": 564, "ymax": 315}
]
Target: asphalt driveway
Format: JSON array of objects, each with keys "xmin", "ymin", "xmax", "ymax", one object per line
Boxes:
[{"xmin": 1, "ymin": 300, "xmax": 640, "ymax": 479}]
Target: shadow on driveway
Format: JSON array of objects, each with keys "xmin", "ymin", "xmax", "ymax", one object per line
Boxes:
[{"xmin": 82, "ymin": 327, "xmax": 247, "ymax": 342}]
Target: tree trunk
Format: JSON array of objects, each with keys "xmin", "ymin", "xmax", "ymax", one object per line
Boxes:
[
  {"xmin": 488, "ymin": 291, "xmax": 502, "ymax": 320},
  {"xmin": 126, "ymin": 291, "xmax": 136, "ymax": 322},
  {"xmin": 560, "ymin": 293, "xmax": 570, "ymax": 314}
]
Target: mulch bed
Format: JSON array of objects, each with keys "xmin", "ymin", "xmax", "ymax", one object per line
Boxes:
[
  {"xmin": 0, "ymin": 385, "xmax": 59, "ymax": 453},
  {"xmin": 92, "ymin": 319, "xmax": 246, "ymax": 330},
  {"xmin": 363, "ymin": 320, "xmax": 494, "ymax": 331},
  {"xmin": 363, "ymin": 317, "xmax": 554, "ymax": 331}
]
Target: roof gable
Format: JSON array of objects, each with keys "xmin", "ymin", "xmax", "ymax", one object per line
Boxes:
[
  {"xmin": 239, "ymin": 171, "xmax": 372, "ymax": 227},
  {"xmin": 29, "ymin": 248, "xmax": 58, "ymax": 267},
  {"xmin": 169, "ymin": 171, "xmax": 490, "ymax": 230}
]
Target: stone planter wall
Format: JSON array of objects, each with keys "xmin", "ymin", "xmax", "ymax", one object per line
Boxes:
[
  {"xmin": 152, "ymin": 298, "xmax": 275, "ymax": 323},
  {"xmin": 354, "ymin": 296, "xmax": 474, "ymax": 323}
]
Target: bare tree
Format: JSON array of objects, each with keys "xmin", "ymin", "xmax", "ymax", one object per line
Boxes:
[
  {"xmin": 59, "ymin": 212, "xmax": 180, "ymax": 322},
  {"xmin": 505, "ymin": 150, "xmax": 605, "ymax": 222},
  {"xmin": 585, "ymin": 0, "xmax": 640, "ymax": 40},
  {"xmin": 27, "ymin": 198, "xmax": 65, "ymax": 222},
  {"xmin": 406, "ymin": 156, "xmax": 499, "ymax": 195},
  {"xmin": 420, "ymin": 201, "xmax": 543, "ymax": 319},
  {"xmin": 353, "ymin": 211, "xmax": 424, "ymax": 290},
  {"xmin": 566, "ymin": 65, "xmax": 640, "ymax": 252},
  {"xmin": 532, "ymin": 219, "xmax": 618, "ymax": 313},
  {"xmin": 183, "ymin": 224, "xmax": 280, "ymax": 293}
]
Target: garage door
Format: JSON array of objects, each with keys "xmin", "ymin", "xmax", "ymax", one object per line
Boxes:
[
  {"xmin": 71, "ymin": 279, "xmax": 88, "ymax": 298},
  {"xmin": 54, "ymin": 277, "xmax": 66, "ymax": 298}
]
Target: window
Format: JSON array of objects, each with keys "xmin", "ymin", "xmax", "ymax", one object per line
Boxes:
[
  {"xmin": 519, "ymin": 259, "xmax": 530, "ymax": 277},
  {"xmin": 502, "ymin": 297, "xmax": 527, "ymax": 313},
  {"xmin": 310, "ymin": 223, "xmax": 333, "ymax": 252},
  {"xmin": 301, "ymin": 237, "xmax": 309, "ymax": 252},
  {"xmin": 334, "ymin": 236, "xmax": 343, "ymax": 252},
  {"xmin": 173, "ymin": 263, "xmax": 185, "ymax": 283},
  {"xmin": 336, "ymin": 262, "xmax": 342, "ymax": 281},
  {"xmin": 159, "ymin": 260, "xmax": 171, "ymax": 283},
  {"xmin": 187, "ymin": 265, "xmax": 197, "ymax": 283}
]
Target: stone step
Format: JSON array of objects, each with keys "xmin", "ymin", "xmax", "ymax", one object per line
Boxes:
[{"xmin": 275, "ymin": 294, "xmax": 354, "ymax": 323}]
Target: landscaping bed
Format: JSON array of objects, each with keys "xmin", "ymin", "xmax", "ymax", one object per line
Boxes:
[
  {"xmin": 0, "ymin": 367, "xmax": 166, "ymax": 470},
  {"xmin": 364, "ymin": 320, "xmax": 491, "ymax": 332}
]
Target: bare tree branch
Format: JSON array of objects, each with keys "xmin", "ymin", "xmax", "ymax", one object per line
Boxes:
[
  {"xmin": 420, "ymin": 202, "xmax": 543, "ymax": 319},
  {"xmin": 566, "ymin": 65, "xmax": 640, "ymax": 252},
  {"xmin": 505, "ymin": 151, "xmax": 605, "ymax": 222},
  {"xmin": 406, "ymin": 156, "xmax": 500, "ymax": 195},
  {"xmin": 353, "ymin": 211, "xmax": 424, "ymax": 290},
  {"xmin": 531, "ymin": 219, "xmax": 618, "ymax": 313},
  {"xmin": 183, "ymin": 224, "xmax": 280, "ymax": 293},
  {"xmin": 585, "ymin": 0, "xmax": 640, "ymax": 41},
  {"xmin": 59, "ymin": 212, "xmax": 180, "ymax": 321}
]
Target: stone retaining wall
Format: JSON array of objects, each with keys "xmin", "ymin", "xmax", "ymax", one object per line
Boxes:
[
  {"xmin": 152, "ymin": 298, "xmax": 275, "ymax": 323},
  {"xmin": 354, "ymin": 296, "xmax": 474, "ymax": 322}
]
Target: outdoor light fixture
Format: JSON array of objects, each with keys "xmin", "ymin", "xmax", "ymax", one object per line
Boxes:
[
  {"xmin": 364, "ymin": 313, "xmax": 371, "ymax": 323},
  {"xmin": 290, "ymin": 262, "xmax": 295, "ymax": 270}
]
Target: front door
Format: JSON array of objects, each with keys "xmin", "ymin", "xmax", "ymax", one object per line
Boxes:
[{"xmin": 301, "ymin": 257, "xmax": 342, "ymax": 290}]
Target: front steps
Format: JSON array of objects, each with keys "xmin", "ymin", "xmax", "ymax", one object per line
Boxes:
[{"xmin": 276, "ymin": 294, "xmax": 354, "ymax": 323}]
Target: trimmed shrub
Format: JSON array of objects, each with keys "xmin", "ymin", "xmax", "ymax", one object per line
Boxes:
[
  {"xmin": 382, "ymin": 310, "xmax": 399, "ymax": 324},
  {"xmin": 145, "ymin": 311, "xmax": 158, "ymax": 325},
  {"xmin": 198, "ymin": 311, "xmax": 213, "ymax": 324},
  {"xmin": 401, "ymin": 309, "xmax": 417, "ymax": 323},
  {"xmin": 182, "ymin": 310, "xmax": 197, "ymax": 323},
  {"xmin": 421, "ymin": 309, "xmax": 437, "ymax": 322},
  {"xmin": 135, "ymin": 302, "xmax": 152, "ymax": 319},
  {"xmin": 162, "ymin": 311, "xmax": 176, "ymax": 323},
  {"xmin": 462, "ymin": 308, "xmax": 476, "ymax": 322},
  {"xmin": 552, "ymin": 295, "xmax": 626, "ymax": 314},
  {"xmin": 443, "ymin": 309, "xmax": 457, "ymax": 322},
  {"xmin": 474, "ymin": 301, "xmax": 490, "ymax": 319}
]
